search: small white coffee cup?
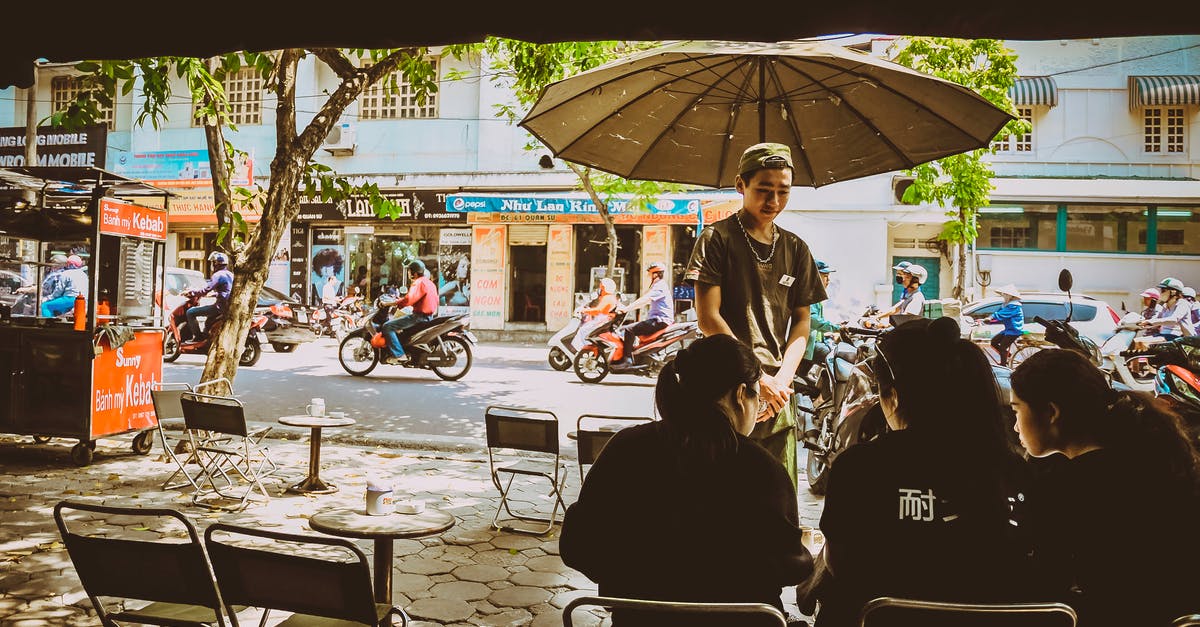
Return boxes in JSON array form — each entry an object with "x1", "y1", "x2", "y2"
[
  {"x1": 328, "y1": 411, "x2": 346, "y2": 419},
  {"x1": 306, "y1": 398, "x2": 326, "y2": 416}
]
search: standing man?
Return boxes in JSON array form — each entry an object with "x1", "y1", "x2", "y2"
[
  {"x1": 185, "y1": 252, "x2": 233, "y2": 341},
  {"x1": 381, "y1": 260, "x2": 438, "y2": 364},
  {"x1": 685, "y1": 142, "x2": 826, "y2": 485},
  {"x1": 613, "y1": 262, "x2": 673, "y2": 366}
]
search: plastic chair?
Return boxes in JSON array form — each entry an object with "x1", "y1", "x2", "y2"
[
  {"x1": 523, "y1": 293, "x2": 542, "y2": 320},
  {"x1": 53, "y1": 500, "x2": 234, "y2": 627},
  {"x1": 858, "y1": 597, "x2": 1078, "y2": 627},
  {"x1": 204, "y1": 522, "x2": 408, "y2": 626},
  {"x1": 180, "y1": 391, "x2": 277, "y2": 512},
  {"x1": 575, "y1": 414, "x2": 653, "y2": 483},
  {"x1": 485, "y1": 405, "x2": 567, "y2": 535},
  {"x1": 563, "y1": 595, "x2": 787, "y2": 627}
]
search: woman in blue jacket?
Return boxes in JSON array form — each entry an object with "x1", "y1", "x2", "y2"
[{"x1": 984, "y1": 284, "x2": 1024, "y2": 366}]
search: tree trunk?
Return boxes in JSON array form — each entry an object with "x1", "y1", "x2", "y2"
[
  {"x1": 954, "y1": 207, "x2": 969, "y2": 301},
  {"x1": 201, "y1": 58, "x2": 233, "y2": 237},
  {"x1": 572, "y1": 164, "x2": 620, "y2": 278}
]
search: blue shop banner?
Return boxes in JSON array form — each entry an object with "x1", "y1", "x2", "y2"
[
  {"x1": 448, "y1": 194, "x2": 701, "y2": 216},
  {"x1": 113, "y1": 149, "x2": 252, "y2": 186}
]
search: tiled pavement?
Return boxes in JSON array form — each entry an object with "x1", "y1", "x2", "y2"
[{"x1": 0, "y1": 432, "x2": 824, "y2": 626}]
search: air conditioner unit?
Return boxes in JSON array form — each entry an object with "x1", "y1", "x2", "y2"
[{"x1": 322, "y1": 122, "x2": 356, "y2": 155}]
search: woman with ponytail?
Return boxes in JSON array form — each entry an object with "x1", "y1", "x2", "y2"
[
  {"x1": 1011, "y1": 348, "x2": 1200, "y2": 627},
  {"x1": 807, "y1": 317, "x2": 1036, "y2": 626},
  {"x1": 560, "y1": 334, "x2": 812, "y2": 625}
]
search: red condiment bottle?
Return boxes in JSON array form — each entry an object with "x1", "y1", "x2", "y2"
[{"x1": 73, "y1": 294, "x2": 86, "y2": 330}]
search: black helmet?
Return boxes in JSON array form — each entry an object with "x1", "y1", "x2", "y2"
[{"x1": 407, "y1": 260, "x2": 427, "y2": 276}]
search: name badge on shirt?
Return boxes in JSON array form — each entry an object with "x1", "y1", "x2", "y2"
[{"x1": 779, "y1": 274, "x2": 795, "y2": 287}]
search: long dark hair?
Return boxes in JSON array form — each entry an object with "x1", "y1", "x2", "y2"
[
  {"x1": 655, "y1": 334, "x2": 761, "y2": 466},
  {"x1": 872, "y1": 316, "x2": 1013, "y2": 461},
  {"x1": 1011, "y1": 348, "x2": 1200, "y2": 493}
]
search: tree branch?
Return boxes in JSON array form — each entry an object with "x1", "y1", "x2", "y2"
[
  {"x1": 311, "y1": 48, "x2": 356, "y2": 80},
  {"x1": 295, "y1": 48, "x2": 416, "y2": 157}
]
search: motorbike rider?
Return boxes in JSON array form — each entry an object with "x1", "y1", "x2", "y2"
[
  {"x1": 1139, "y1": 287, "x2": 1162, "y2": 322},
  {"x1": 185, "y1": 251, "x2": 233, "y2": 341},
  {"x1": 1140, "y1": 277, "x2": 1195, "y2": 340},
  {"x1": 1183, "y1": 286, "x2": 1200, "y2": 327},
  {"x1": 799, "y1": 260, "x2": 840, "y2": 380},
  {"x1": 16, "y1": 253, "x2": 67, "y2": 308},
  {"x1": 581, "y1": 277, "x2": 619, "y2": 318},
  {"x1": 612, "y1": 262, "x2": 674, "y2": 367},
  {"x1": 41, "y1": 254, "x2": 89, "y2": 318},
  {"x1": 869, "y1": 264, "x2": 927, "y2": 327},
  {"x1": 380, "y1": 260, "x2": 438, "y2": 365},
  {"x1": 981, "y1": 283, "x2": 1024, "y2": 367}
]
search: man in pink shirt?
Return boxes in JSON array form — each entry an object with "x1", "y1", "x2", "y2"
[{"x1": 381, "y1": 260, "x2": 438, "y2": 364}]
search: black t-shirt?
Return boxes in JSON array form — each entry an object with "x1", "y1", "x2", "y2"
[
  {"x1": 815, "y1": 428, "x2": 1036, "y2": 627},
  {"x1": 685, "y1": 211, "x2": 826, "y2": 373},
  {"x1": 559, "y1": 422, "x2": 812, "y2": 625},
  {"x1": 1027, "y1": 447, "x2": 1200, "y2": 627}
]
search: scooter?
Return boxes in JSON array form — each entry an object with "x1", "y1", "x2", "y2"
[
  {"x1": 571, "y1": 311, "x2": 700, "y2": 383},
  {"x1": 1096, "y1": 312, "x2": 1154, "y2": 391},
  {"x1": 259, "y1": 301, "x2": 318, "y2": 353},
  {"x1": 163, "y1": 292, "x2": 269, "y2": 367},
  {"x1": 1122, "y1": 337, "x2": 1200, "y2": 438},
  {"x1": 547, "y1": 304, "x2": 617, "y2": 371},
  {"x1": 336, "y1": 295, "x2": 478, "y2": 380},
  {"x1": 312, "y1": 294, "x2": 362, "y2": 340}
]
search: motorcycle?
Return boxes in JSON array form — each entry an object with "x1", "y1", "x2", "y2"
[
  {"x1": 547, "y1": 304, "x2": 617, "y2": 371},
  {"x1": 1033, "y1": 269, "x2": 1136, "y2": 393},
  {"x1": 259, "y1": 301, "x2": 318, "y2": 353},
  {"x1": 571, "y1": 311, "x2": 700, "y2": 383},
  {"x1": 337, "y1": 296, "x2": 477, "y2": 380},
  {"x1": 1121, "y1": 337, "x2": 1200, "y2": 438},
  {"x1": 163, "y1": 292, "x2": 269, "y2": 367},
  {"x1": 312, "y1": 293, "x2": 363, "y2": 340}
]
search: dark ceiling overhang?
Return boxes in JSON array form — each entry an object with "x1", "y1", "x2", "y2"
[{"x1": 3, "y1": 1, "x2": 1200, "y2": 89}]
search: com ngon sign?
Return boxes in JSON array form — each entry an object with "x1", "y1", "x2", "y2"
[{"x1": 447, "y1": 194, "x2": 699, "y2": 216}]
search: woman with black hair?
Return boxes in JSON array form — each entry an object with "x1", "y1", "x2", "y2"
[
  {"x1": 1011, "y1": 348, "x2": 1200, "y2": 627},
  {"x1": 560, "y1": 334, "x2": 812, "y2": 625},
  {"x1": 807, "y1": 317, "x2": 1035, "y2": 626}
]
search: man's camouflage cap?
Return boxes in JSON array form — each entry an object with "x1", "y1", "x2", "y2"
[{"x1": 738, "y1": 142, "x2": 794, "y2": 178}]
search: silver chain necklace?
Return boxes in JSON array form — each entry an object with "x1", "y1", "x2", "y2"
[{"x1": 737, "y1": 214, "x2": 779, "y2": 265}]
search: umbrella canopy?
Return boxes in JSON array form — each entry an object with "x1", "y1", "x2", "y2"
[{"x1": 520, "y1": 40, "x2": 1014, "y2": 189}]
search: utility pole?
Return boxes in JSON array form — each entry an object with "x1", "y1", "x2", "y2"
[{"x1": 23, "y1": 60, "x2": 39, "y2": 205}]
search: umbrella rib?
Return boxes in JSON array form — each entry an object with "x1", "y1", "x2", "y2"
[
  {"x1": 773, "y1": 57, "x2": 917, "y2": 169},
  {"x1": 764, "y1": 60, "x2": 818, "y2": 186},
  {"x1": 779, "y1": 55, "x2": 995, "y2": 158},
  {"x1": 715, "y1": 57, "x2": 762, "y2": 188}
]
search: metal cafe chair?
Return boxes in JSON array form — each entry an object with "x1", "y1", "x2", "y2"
[
  {"x1": 53, "y1": 500, "x2": 234, "y2": 627},
  {"x1": 858, "y1": 597, "x2": 1078, "y2": 627},
  {"x1": 151, "y1": 381, "x2": 201, "y2": 491},
  {"x1": 179, "y1": 391, "x2": 277, "y2": 512},
  {"x1": 205, "y1": 522, "x2": 408, "y2": 627},
  {"x1": 575, "y1": 414, "x2": 654, "y2": 484},
  {"x1": 1174, "y1": 616, "x2": 1200, "y2": 627},
  {"x1": 484, "y1": 405, "x2": 568, "y2": 535},
  {"x1": 563, "y1": 595, "x2": 787, "y2": 627}
]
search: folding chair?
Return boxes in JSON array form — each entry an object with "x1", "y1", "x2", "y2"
[
  {"x1": 575, "y1": 414, "x2": 653, "y2": 483},
  {"x1": 205, "y1": 523, "x2": 407, "y2": 627},
  {"x1": 485, "y1": 405, "x2": 568, "y2": 535},
  {"x1": 563, "y1": 595, "x2": 787, "y2": 627},
  {"x1": 1174, "y1": 616, "x2": 1200, "y2": 627},
  {"x1": 53, "y1": 500, "x2": 234, "y2": 627},
  {"x1": 180, "y1": 391, "x2": 277, "y2": 512},
  {"x1": 858, "y1": 597, "x2": 1078, "y2": 627},
  {"x1": 152, "y1": 382, "x2": 201, "y2": 491}
]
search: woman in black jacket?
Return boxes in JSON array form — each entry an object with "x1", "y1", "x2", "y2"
[
  {"x1": 560, "y1": 334, "x2": 812, "y2": 625},
  {"x1": 808, "y1": 317, "x2": 1036, "y2": 626},
  {"x1": 1011, "y1": 348, "x2": 1200, "y2": 627}
]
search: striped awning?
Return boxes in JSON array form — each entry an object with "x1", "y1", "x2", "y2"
[
  {"x1": 1009, "y1": 76, "x2": 1058, "y2": 107},
  {"x1": 1129, "y1": 75, "x2": 1200, "y2": 111}
]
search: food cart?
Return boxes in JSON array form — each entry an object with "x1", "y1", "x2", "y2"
[{"x1": 0, "y1": 166, "x2": 170, "y2": 465}]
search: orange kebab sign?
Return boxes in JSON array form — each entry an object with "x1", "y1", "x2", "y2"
[{"x1": 99, "y1": 198, "x2": 168, "y2": 241}]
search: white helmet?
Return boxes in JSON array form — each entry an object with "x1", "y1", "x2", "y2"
[
  {"x1": 598, "y1": 278, "x2": 616, "y2": 295},
  {"x1": 905, "y1": 265, "x2": 928, "y2": 284}
]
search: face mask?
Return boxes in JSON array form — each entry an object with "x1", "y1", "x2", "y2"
[{"x1": 895, "y1": 275, "x2": 904, "y2": 284}]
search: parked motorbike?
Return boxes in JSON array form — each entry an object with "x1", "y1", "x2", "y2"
[
  {"x1": 571, "y1": 311, "x2": 700, "y2": 383},
  {"x1": 1034, "y1": 269, "x2": 1137, "y2": 392},
  {"x1": 1121, "y1": 337, "x2": 1200, "y2": 438},
  {"x1": 312, "y1": 294, "x2": 363, "y2": 340},
  {"x1": 547, "y1": 304, "x2": 617, "y2": 371},
  {"x1": 337, "y1": 296, "x2": 477, "y2": 380},
  {"x1": 163, "y1": 292, "x2": 268, "y2": 367},
  {"x1": 259, "y1": 301, "x2": 318, "y2": 353}
]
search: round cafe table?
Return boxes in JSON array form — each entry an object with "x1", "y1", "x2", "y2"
[
  {"x1": 278, "y1": 415, "x2": 356, "y2": 494},
  {"x1": 309, "y1": 507, "x2": 456, "y2": 603}
]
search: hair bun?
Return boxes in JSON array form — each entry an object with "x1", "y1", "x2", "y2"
[
  {"x1": 929, "y1": 316, "x2": 961, "y2": 345},
  {"x1": 673, "y1": 346, "x2": 692, "y2": 380}
]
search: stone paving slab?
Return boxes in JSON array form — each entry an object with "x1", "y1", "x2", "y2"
[{"x1": 0, "y1": 433, "x2": 822, "y2": 625}]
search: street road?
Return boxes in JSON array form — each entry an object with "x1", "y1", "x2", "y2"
[{"x1": 163, "y1": 338, "x2": 658, "y2": 446}]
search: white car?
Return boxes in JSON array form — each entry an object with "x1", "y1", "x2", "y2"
[{"x1": 960, "y1": 291, "x2": 1121, "y2": 347}]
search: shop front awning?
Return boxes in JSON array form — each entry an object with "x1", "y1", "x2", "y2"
[
  {"x1": 1128, "y1": 75, "x2": 1200, "y2": 110},
  {"x1": 1009, "y1": 76, "x2": 1058, "y2": 107}
]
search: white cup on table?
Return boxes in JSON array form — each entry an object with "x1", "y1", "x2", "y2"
[{"x1": 306, "y1": 398, "x2": 326, "y2": 417}]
